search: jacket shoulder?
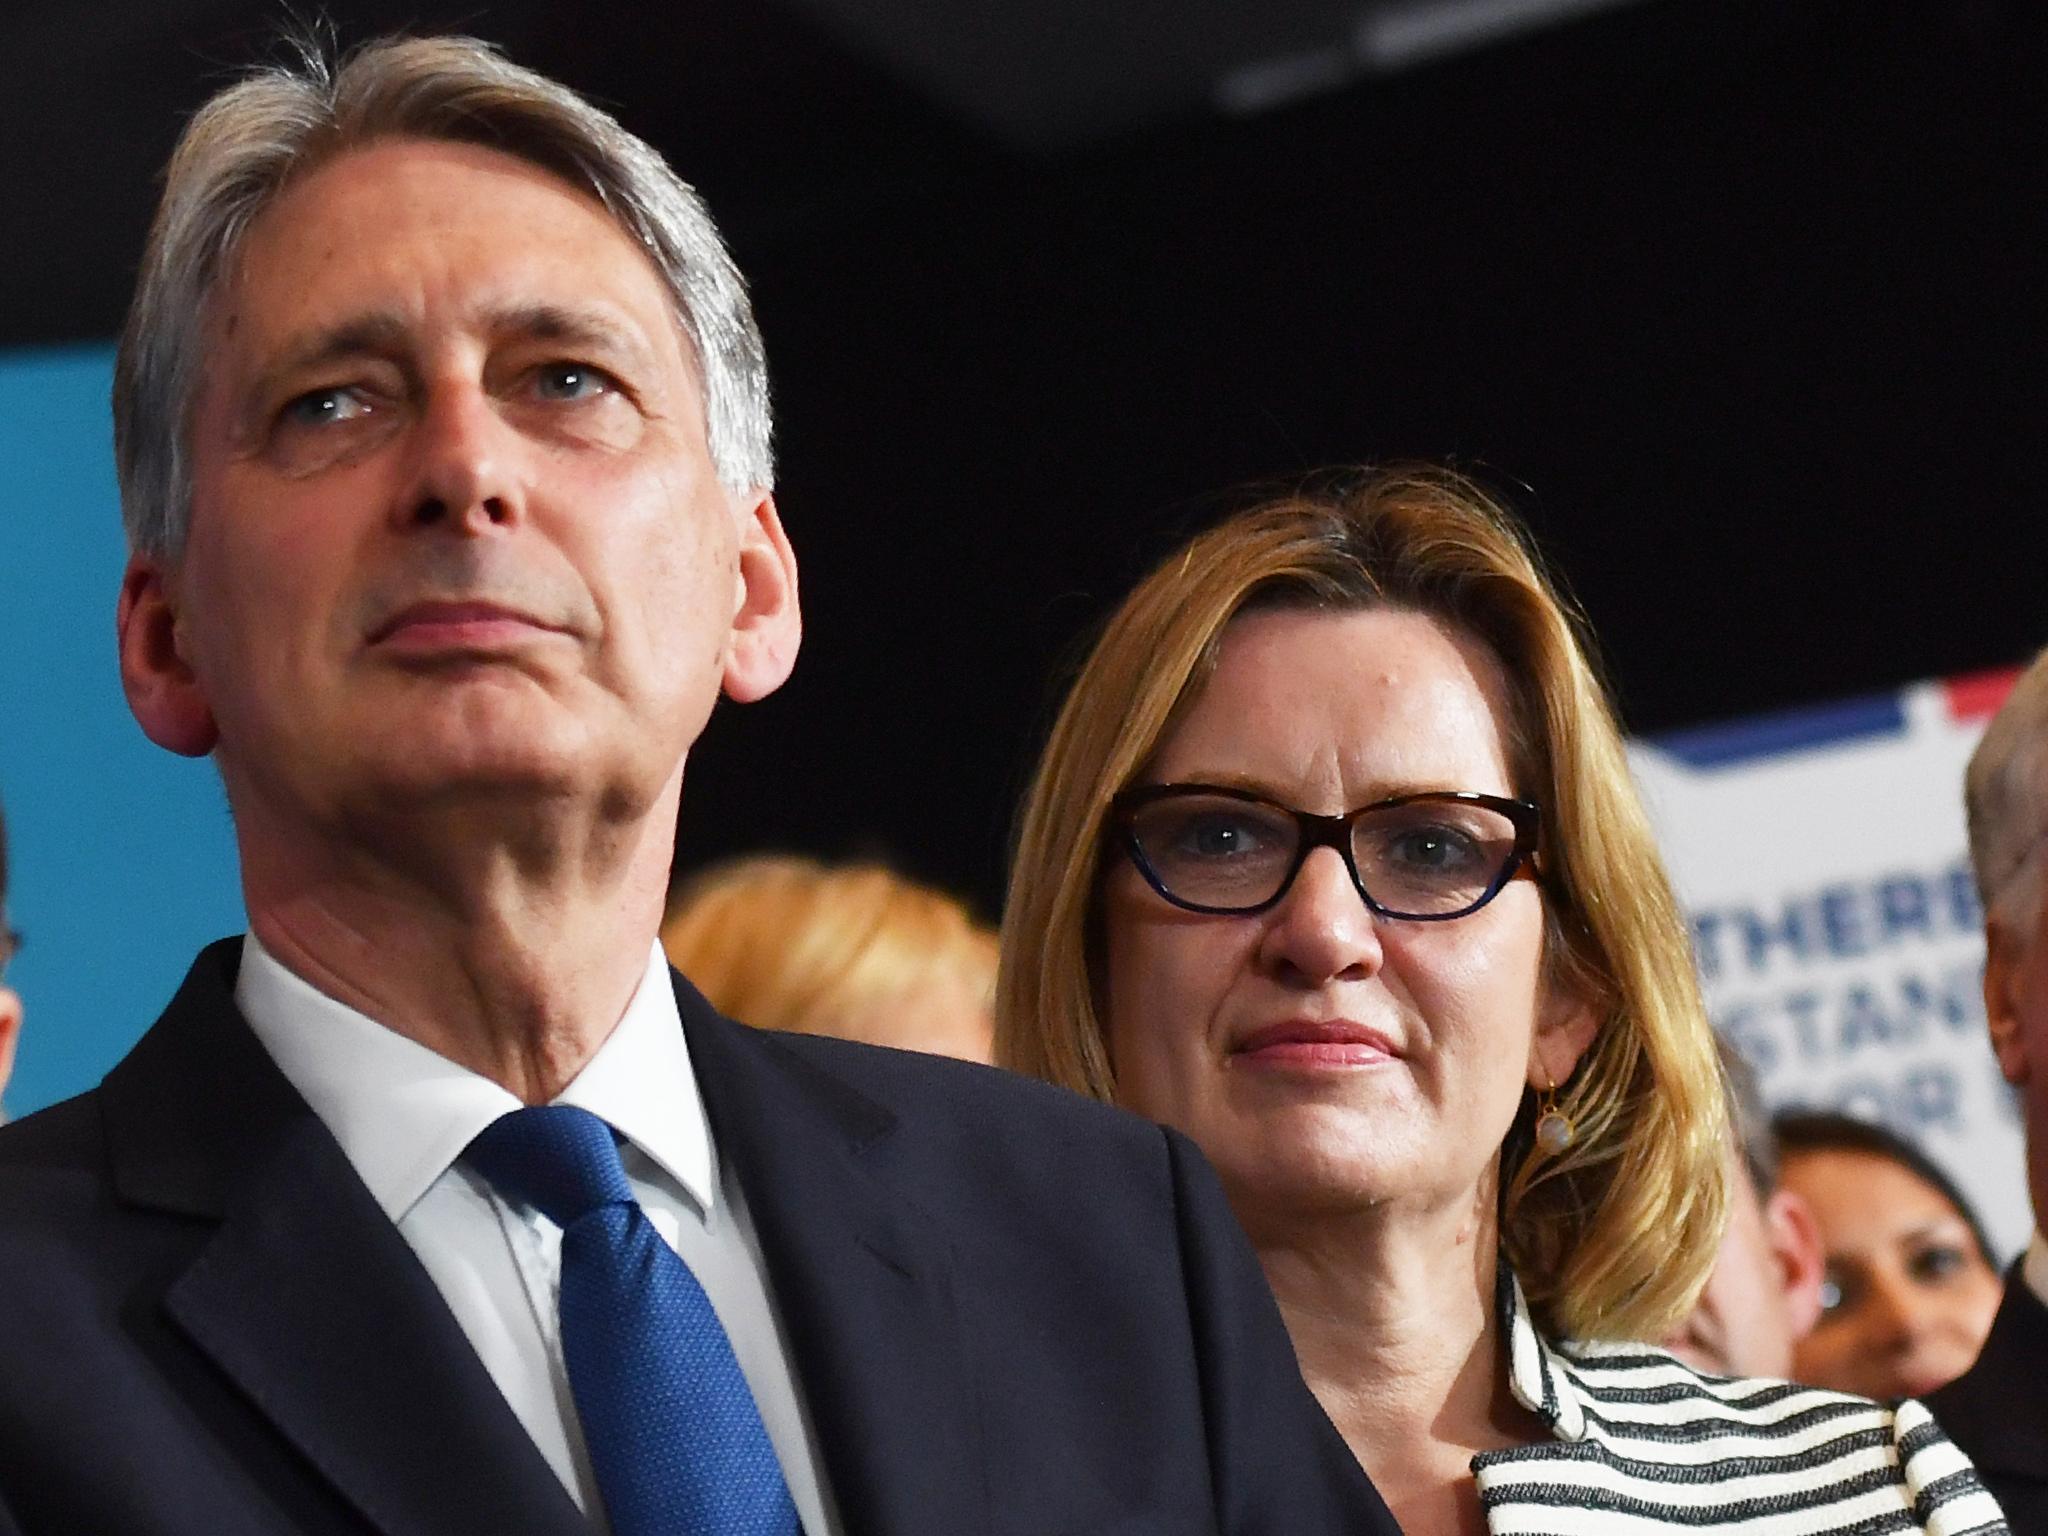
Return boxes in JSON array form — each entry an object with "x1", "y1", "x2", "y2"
[
  {"x1": 0, "y1": 1089, "x2": 108, "y2": 1187},
  {"x1": 750, "y1": 1026, "x2": 1171, "y2": 1156}
]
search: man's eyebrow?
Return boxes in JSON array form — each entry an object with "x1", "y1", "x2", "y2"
[
  {"x1": 247, "y1": 312, "x2": 413, "y2": 404},
  {"x1": 483, "y1": 302, "x2": 654, "y2": 364}
]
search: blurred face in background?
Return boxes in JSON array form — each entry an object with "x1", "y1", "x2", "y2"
[
  {"x1": 0, "y1": 984, "x2": 17, "y2": 1106},
  {"x1": 1780, "y1": 1146, "x2": 2003, "y2": 1400},
  {"x1": 1661, "y1": 1146, "x2": 1824, "y2": 1379},
  {"x1": 0, "y1": 915, "x2": 19, "y2": 1109}
]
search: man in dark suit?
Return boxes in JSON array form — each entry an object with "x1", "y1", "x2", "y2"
[
  {"x1": 1930, "y1": 648, "x2": 2048, "y2": 1530},
  {"x1": 0, "y1": 34, "x2": 1394, "y2": 1536}
]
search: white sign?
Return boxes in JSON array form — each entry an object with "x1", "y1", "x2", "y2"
[{"x1": 1630, "y1": 670, "x2": 2030, "y2": 1259}]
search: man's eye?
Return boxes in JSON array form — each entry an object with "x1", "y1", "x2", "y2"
[
  {"x1": 280, "y1": 387, "x2": 374, "y2": 427},
  {"x1": 533, "y1": 363, "x2": 614, "y2": 401}
]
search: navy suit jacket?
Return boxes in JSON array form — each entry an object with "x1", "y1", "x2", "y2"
[
  {"x1": 1929, "y1": 1264, "x2": 2048, "y2": 1535},
  {"x1": 0, "y1": 940, "x2": 1394, "y2": 1536}
]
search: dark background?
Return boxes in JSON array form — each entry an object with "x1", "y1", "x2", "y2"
[{"x1": 4, "y1": 0, "x2": 2041, "y2": 916}]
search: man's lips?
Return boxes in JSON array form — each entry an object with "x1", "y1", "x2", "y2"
[
  {"x1": 1230, "y1": 1019, "x2": 1399, "y2": 1068},
  {"x1": 367, "y1": 601, "x2": 573, "y2": 650}
]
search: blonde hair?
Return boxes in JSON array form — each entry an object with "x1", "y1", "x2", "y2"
[
  {"x1": 664, "y1": 856, "x2": 997, "y2": 1061},
  {"x1": 996, "y1": 465, "x2": 1726, "y2": 1341}
]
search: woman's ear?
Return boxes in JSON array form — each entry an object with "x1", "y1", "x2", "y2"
[{"x1": 1527, "y1": 980, "x2": 1600, "y2": 1091}]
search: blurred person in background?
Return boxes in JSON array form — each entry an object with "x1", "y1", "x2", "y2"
[
  {"x1": 1659, "y1": 1039, "x2": 1825, "y2": 1379},
  {"x1": 662, "y1": 855, "x2": 996, "y2": 1062},
  {"x1": 1777, "y1": 1110, "x2": 2003, "y2": 1401},
  {"x1": 1930, "y1": 645, "x2": 2048, "y2": 1528},
  {"x1": 0, "y1": 802, "x2": 21, "y2": 1114},
  {"x1": 996, "y1": 465, "x2": 2003, "y2": 1536}
]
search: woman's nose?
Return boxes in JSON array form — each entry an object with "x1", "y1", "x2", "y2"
[
  {"x1": 1257, "y1": 846, "x2": 1384, "y2": 985},
  {"x1": 1858, "y1": 1270, "x2": 1927, "y2": 1354}
]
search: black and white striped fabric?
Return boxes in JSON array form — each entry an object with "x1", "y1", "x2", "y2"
[{"x1": 1471, "y1": 1268, "x2": 2009, "y2": 1535}]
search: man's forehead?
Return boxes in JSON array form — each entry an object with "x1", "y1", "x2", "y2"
[
  {"x1": 200, "y1": 139, "x2": 697, "y2": 394},
  {"x1": 214, "y1": 138, "x2": 675, "y2": 334}
]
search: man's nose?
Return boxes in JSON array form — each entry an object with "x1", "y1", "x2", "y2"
[
  {"x1": 397, "y1": 381, "x2": 525, "y2": 533},
  {"x1": 1256, "y1": 846, "x2": 1384, "y2": 985}
]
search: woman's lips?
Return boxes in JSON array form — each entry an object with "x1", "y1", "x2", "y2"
[{"x1": 1230, "y1": 1019, "x2": 1399, "y2": 1069}]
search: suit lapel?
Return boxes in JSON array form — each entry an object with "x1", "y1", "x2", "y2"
[
  {"x1": 679, "y1": 978, "x2": 988, "y2": 1536},
  {"x1": 1945, "y1": 1269, "x2": 2048, "y2": 1483},
  {"x1": 104, "y1": 942, "x2": 586, "y2": 1536}
]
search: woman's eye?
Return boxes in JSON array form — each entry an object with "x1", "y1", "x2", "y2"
[
  {"x1": 1177, "y1": 816, "x2": 1268, "y2": 860},
  {"x1": 533, "y1": 362, "x2": 613, "y2": 401},
  {"x1": 1385, "y1": 825, "x2": 1483, "y2": 871},
  {"x1": 280, "y1": 386, "x2": 374, "y2": 428},
  {"x1": 1908, "y1": 1243, "x2": 1968, "y2": 1284}
]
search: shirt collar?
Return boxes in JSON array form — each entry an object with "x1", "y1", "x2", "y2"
[
  {"x1": 1496, "y1": 1263, "x2": 1588, "y2": 1441},
  {"x1": 236, "y1": 933, "x2": 715, "y2": 1222}
]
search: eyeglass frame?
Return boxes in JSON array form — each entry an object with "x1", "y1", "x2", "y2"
[{"x1": 1109, "y1": 783, "x2": 1543, "y2": 921}]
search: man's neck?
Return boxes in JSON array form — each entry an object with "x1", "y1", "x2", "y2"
[{"x1": 239, "y1": 797, "x2": 676, "y2": 1104}]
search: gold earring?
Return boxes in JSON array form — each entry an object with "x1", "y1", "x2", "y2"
[{"x1": 1534, "y1": 1068, "x2": 1576, "y2": 1155}]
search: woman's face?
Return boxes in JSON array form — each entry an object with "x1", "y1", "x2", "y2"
[
  {"x1": 1100, "y1": 607, "x2": 1593, "y2": 1233},
  {"x1": 1781, "y1": 1146, "x2": 2003, "y2": 1400}
]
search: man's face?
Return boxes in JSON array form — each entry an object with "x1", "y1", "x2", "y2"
[
  {"x1": 120, "y1": 138, "x2": 797, "y2": 840},
  {"x1": 1985, "y1": 865, "x2": 2048, "y2": 1225}
]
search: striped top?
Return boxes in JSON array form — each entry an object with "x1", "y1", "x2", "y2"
[{"x1": 1470, "y1": 1268, "x2": 2008, "y2": 1535}]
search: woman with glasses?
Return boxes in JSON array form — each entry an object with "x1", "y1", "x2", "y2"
[{"x1": 996, "y1": 466, "x2": 2002, "y2": 1535}]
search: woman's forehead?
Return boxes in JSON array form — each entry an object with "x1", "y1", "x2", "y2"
[{"x1": 1150, "y1": 607, "x2": 1518, "y2": 796}]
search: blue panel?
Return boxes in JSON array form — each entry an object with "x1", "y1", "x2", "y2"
[
  {"x1": 1651, "y1": 690, "x2": 1910, "y2": 770},
  {"x1": 0, "y1": 346, "x2": 244, "y2": 1117}
]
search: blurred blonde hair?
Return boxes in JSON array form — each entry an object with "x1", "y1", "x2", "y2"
[
  {"x1": 996, "y1": 465, "x2": 1726, "y2": 1341},
  {"x1": 665, "y1": 856, "x2": 997, "y2": 1061}
]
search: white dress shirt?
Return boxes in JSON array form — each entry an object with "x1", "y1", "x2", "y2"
[{"x1": 236, "y1": 934, "x2": 843, "y2": 1536}]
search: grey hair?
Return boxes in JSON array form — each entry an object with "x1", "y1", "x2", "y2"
[
  {"x1": 1715, "y1": 1034, "x2": 1777, "y2": 1194},
  {"x1": 113, "y1": 33, "x2": 773, "y2": 560},
  {"x1": 1965, "y1": 645, "x2": 2048, "y2": 932}
]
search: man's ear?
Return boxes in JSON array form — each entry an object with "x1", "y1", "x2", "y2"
[
  {"x1": 721, "y1": 491, "x2": 801, "y2": 705},
  {"x1": 1763, "y1": 1185, "x2": 1828, "y2": 1342},
  {"x1": 1527, "y1": 981, "x2": 1600, "y2": 1091},
  {"x1": 117, "y1": 555, "x2": 218, "y2": 756},
  {"x1": 1984, "y1": 919, "x2": 2035, "y2": 1088},
  {"x1": 0, "y1": 985, "x2": 21, "y2": 1104}
]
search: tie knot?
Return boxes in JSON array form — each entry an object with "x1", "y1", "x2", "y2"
[{"x1": 465, "y1": 1104, "x2": 634, "y2": 1228}]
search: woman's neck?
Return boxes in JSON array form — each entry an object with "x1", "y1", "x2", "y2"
[{"x1": 1254, "y1": 1188, "x2": 1545, "y2": 1536}]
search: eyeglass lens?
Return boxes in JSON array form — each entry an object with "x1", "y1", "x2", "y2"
[{"x1": 1126, "y1": 792, "x2": 1523, "y2": 917}]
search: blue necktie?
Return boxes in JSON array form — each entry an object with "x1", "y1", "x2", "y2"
[{"x1": 466, "y1": 1104, "x2": 802, "y2": 1536}]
